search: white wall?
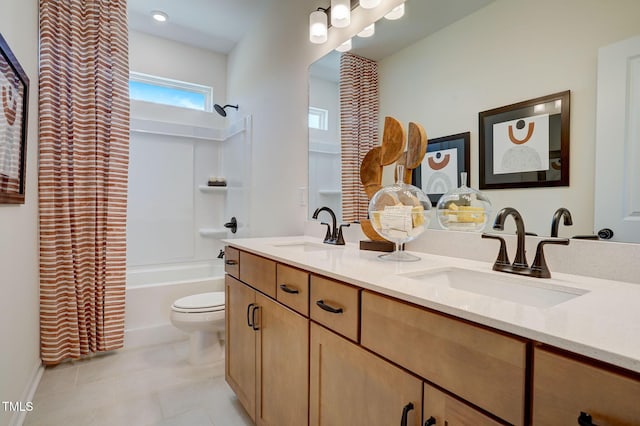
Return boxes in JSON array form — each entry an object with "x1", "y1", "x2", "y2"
[
  {"x1": 0, "y1": 0, "x2": 41, "y2": 425},
  {"x1": 378, "y1": 0, "x2": 640, "y2": 237},
  {"x1": 129, "y1": 30, "x2": 227, "y2": 107},
  {"x1": 226, "y1": 0, "x2": 404, "y2": 237}
]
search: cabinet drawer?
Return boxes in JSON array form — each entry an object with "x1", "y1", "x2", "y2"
[
  {"x1": 361, "y1": 291, "x2": 526, "y2": 426},
  {"x1": 310, "y1": 275, "x2": 359, "y2": 342},
  {"x1": 276, "y1": 264, "x2": 309, "y2": 317},
  {"x1": 532, "y1": 347, "x2": 640, "y2": 426},
  {"x1": 239, "y1": 251, "x2": 276, "y2": 298},
  {"x1": 423, "y1": 382, "x2": 503, "y2": 426},
  {"x1": 224, "y1": 246, "x2": 240, "y2": 278}
]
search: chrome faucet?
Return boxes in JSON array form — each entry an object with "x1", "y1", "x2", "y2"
[
  {"x1": 483, "y1": 207, "x2": 570, "y2": 278},
  {"x1": 312, "y1": 206, "x2": 349, "y2": 245},
  {"x1": 551, "y1": 207, "x2": 573, "y2": 237}
]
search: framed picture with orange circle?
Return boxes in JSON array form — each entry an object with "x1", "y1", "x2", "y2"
[
  {"x1": 479, "y1": 90, "x2": 570, "y2": 190},
  {"x1": 412, "y1": 132, "x2": 470, "y2": 206}
]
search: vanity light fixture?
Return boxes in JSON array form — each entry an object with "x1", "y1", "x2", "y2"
[
  {"x1": 357, "y1": 23, "x2": 375, "y2": 38},
  {"x1": 335, "y1": 38, "x2": 352, "y2": 52},
  {"x1": 309, "y1": 8, "x2": 329, "y2": 44},
  {"x1": 151, "y1": 10, "x2": 168, "y2": 23},
  {"x1": 359, "y1": 0, "x2": 381, "y2": 9},
  {"x1": 331, "y1": 0, "x2": 351, "y2": 28},
  {"x1": 384, "y1": 3, "x2": 405, "y2": 20}
]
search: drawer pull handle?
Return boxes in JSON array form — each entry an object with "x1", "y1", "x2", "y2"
[
  {"x1": 578, "y1": 412, "x2": 598, "y2": 426},
  {"x1": 424, "y1": 416, "x2": 436, "y2": 426},
  {"x1": 316, "y1": 300, "x2": 343, "y2": 314},
  {"x1": 225, "y1": 260, "x2": 238, "y2": 266},
  {"x1": 279, "y1": 284, "x2": 300, "y2": 294},
  {"x1": 400, "y1": 402, "x2": 414, "y2": 426},
  {"x1": 246, "y1": 303, "x2": 255, "y2": 327},
  {"x1": 251, "y1": 305, "x2": 260, "y2": 331}
]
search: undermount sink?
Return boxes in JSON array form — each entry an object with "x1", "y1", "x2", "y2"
[
  {"x1": 400, "y1": 267, "x2": 589, "y2": 308},
  {"x1": 272, "y1": 241, "x2": 338, "y2": 252}
]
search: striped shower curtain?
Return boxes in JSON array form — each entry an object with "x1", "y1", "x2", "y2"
[
  {"x1": 39, "y1": 0, "x2": 130, "y2": 365},
  {"x1": 339, "y1": 53, "x2": 379, "y2": 222}
]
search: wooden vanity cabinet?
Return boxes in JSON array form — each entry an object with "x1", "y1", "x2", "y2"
[
  {"x1": 310, "y1": 275, "x2": 360, "y2": 342},
  {"x1": 423, "y1": 382, "x2": 504, "y2": 426},
  {"x1": 239, "y1": 251, "x2": 276, "y2": 298},
  {"x1": 532, "y1": 347, "x2": 640, "y2": 426},
  {"x1": 310, "y1": 322, "x2": 422, "y2": 426},
  {"x1": 225, "y1": 273, "x2": 309, "y2": 426},
  {"x1": 276, "y1": 263, "x2": 309, "y2": 316},
  {"x1": 224, "y1": 246, "x2": 240, "y2": 278},
  {"x1": 360, "y1": 290, "x2": 527, "y2": 425}
]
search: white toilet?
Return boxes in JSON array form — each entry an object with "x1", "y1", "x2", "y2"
[{"x1": 170, "y1": 291, "x2": 225, "y2": 365}]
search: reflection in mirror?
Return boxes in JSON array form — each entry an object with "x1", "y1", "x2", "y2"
[
  {"x1": 309, "y1": 0, "x2": 640, "y2": 241},
  {"x1": 307, "y1": 0, "x2": 495, "y2": 222}
]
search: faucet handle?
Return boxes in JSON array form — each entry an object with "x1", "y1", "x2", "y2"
[
  {"x1": 531, "y1": 238, "x2": 570, "y2": 278},
  {"x1": 482, "y1": 233, "x2": 511, "y2": 270},
  {"x1": 320, "y1": 222, "x2": 332, "y2": 242},
  {"x1": 336, "y1": 223, "x2": 350, "y2": 245}
]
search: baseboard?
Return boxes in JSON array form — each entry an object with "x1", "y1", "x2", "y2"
[
  {"x1": 10, "y1": 360, "x2": 43, "y2": 426},
  {"x1": 124, "y1": 323, "x2": 188, "y2": 350}
]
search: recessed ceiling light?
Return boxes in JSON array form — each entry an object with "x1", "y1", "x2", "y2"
[{"x1": 152, "y1": 10, "x2": 168, "y2": 23}]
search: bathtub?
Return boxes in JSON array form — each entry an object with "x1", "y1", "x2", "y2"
[{"x1": 124, "y1": 260, "x2": 225, "y2": 349}]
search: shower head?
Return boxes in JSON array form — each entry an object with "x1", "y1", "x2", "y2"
[{"x1": 214, "y1": 104, "x2": 239, "y2": 117}]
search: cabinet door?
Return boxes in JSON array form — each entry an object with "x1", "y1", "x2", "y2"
[
  {"x1": 255, "y1": 294, "x2": 309, "y2": 426},
  {"x1": 310, "y1": 322, "x2": 422, "y2": 426},
  {"x1": 423, "y1": 382, "x2": 503, "y2": 426},
  {"x1": 225, "y1": 275, "x2": 257, "y2": 421},
  {"x1": 532, "y1": 347, "x2": 640, "y2": 426}
]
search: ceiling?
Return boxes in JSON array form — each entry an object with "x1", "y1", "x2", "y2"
[
  {"x1": 128, "y1": 0, "x2": 494, "y2": 56},
  {"x1": 127, "y1": 0, "x2": 267, "y2": 53}
]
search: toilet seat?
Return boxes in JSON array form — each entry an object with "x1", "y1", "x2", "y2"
[{"x1": 172, "y1": 292, "x2": 225, "y2": 313}]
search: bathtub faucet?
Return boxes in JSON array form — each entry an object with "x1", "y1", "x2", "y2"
[{"x1": 217, "y1": 249, "x2": 224, "y2": 259}]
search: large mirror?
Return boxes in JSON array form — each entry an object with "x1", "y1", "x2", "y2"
[{"x1": 308, "y1": 0, "x2": 640, "y2": 241}]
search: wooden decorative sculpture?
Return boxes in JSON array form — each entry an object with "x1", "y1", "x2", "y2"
[{"x1": 359, "y1": 117, "x2": 428, "y2": 246}]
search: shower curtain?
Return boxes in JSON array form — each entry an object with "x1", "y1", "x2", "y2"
[
  {"x1": 38, "y1": 0, "x2": 130, "y2": 365},
  {"x1": 339, "y1": 53, "x2": 379, "y2": 222}
]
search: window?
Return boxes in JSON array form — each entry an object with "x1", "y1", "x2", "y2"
[
  {"x1": 129, "y1": 72, "x2": 213, "y2": 112},
  {"x1": 308, "y1": 107, "x2": 329, "y2": 131}
]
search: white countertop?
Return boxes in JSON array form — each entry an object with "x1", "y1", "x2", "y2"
[{"x1": 225, "y1": 236, "x2": 640, "y2": 374}]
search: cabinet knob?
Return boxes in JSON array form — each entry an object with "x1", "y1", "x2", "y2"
[
  {"x1": 424, "y1": 416, "x2": 436, "y2": 426},
  {"x1": 400, "y1": 402, "x2": 414, "y2": 426},
  {"x1": 225, "y1": 259, "x2": 238, "y2": 266},
  {"x1": 578, "y1": 411, "x2": 598, "y2": 426},
  {"x1": 316, "y1": 300, "x2": 343, "y2": 314},
  {"x1": 279, "y1": 284, "x2": 300, "y2": 294}
]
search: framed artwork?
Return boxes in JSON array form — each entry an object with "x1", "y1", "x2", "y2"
[
  {"x1": 479, "y1": 90, "x2": 570, "y2": 190},
  {"x1": 0, "y1": 33, "x2": 29, "y2": 204},
  {"x1": 412, "y1": 132, "x2": 470, "y2": 206}
]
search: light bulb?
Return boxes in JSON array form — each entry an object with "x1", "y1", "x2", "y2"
[
  {"x1": 384, "y1": 3, "x2": 405, "y2": 20},
  {"x1": 357, "y1": 23, "x2": 375, "y2": 38},
  {"x1": 331, "y1": 0, "x2": 351, "y2": 28},
  {"x1": 309, "y1": 10, "x2": 328, "y2": 44},
  {"x1": 360, "y1": 0, "x2": 381, "y2": 9},
  {"x1": 335, "y1": 39, "x2": 352, "y2": 52}
]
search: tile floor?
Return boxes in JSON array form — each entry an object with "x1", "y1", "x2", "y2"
[{"x1": 23, "y1": 341, "x2": 253, "y2": 426}]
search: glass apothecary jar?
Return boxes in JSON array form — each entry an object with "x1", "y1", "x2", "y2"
[
  {"x1": 436, "y1": 172, "x2": 491, "y2": 232},
  {"x1": 368, "y1": 165, "x2": 431, "y2": 261}
]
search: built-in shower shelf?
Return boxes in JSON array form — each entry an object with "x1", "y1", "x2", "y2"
[
  {"x1": 198, "y1": 185, "x2": 227, "y2": 193},
  {"x1": 198, "y1": 228, "x2": 227, "y2": 238},
  {"x1": 318, "y1": 189, "x2": 342, "y2": 195}
]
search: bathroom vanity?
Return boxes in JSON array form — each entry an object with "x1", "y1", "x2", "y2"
[{"x1": 223, "y1": 237, "x2": 640, "y2": 426}]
